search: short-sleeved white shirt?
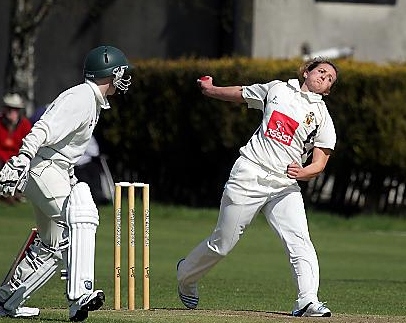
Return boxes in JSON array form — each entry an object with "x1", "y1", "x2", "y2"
[{"x1": 240, "y1": 79, "x2": 336, "y2": 175}]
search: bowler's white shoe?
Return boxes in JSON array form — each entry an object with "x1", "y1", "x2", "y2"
[
  {"x1": 0, "y1": 304, "x2": 40, "y2": 318},
  {"x1": 177, "y1": 259, "x2": 199, "y2": 309},
  {"x1": 292, "y1": 302, "x2": 332, "y2": 317},
  {"x1": 69, "y1": 290, "x2": 105, "y2": 322}
]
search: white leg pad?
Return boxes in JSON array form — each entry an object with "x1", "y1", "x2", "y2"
[
  {"x1": 66, "y1": 182, "x2": 99, "y2": 300},
  {"x1": 2, "y1": 238, "x2": 61, "y2": 311}
]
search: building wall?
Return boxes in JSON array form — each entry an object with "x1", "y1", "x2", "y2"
[
  {"x1": 1, "y1": 0, "x2": 406, "y2": 109},
  {"x1": 252, "y1": 0, "x2": 406, "y2": 62},
  {"x1": 1, "y1": 0, "x2": 227, "y2": 107}
]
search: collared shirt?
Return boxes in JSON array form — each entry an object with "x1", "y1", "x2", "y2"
[
  {"x1": 240, "y1": 78, "x2": 336, "y2": 176},
  {"x1": 20, "y1": 80, "x2": 109, "y2": 167}
]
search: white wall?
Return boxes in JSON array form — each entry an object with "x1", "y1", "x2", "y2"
[{"x1": 251, "y1": 0, "x2": 406, "y2": 63}]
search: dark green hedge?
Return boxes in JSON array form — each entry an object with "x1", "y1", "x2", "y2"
[{"x1": 96, "y1": 58, "x2": 406, "y2": 214}]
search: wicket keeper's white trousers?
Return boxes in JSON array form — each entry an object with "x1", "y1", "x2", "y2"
[{"x1": 177, "y1": 156, "x2": 321, "y2": 310}]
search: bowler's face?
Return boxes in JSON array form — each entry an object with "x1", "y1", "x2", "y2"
[{"x1": 304, "y1": 63, "x2": 337, "y2": 95}]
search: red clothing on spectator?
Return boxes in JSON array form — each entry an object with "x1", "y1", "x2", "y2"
[{"x1": 0, "y1": 115, "x2": 32, "y2": 163}]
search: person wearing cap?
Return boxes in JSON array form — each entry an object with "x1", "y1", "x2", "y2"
[
  {"x1": 0, "y1": 93, "x2": 32, "y2": 204},
  {"x1": 0, "y1": 93, "x2": 32, "y2": 168}
]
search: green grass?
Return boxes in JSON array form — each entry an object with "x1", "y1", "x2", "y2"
[{"x1": 0, "y1": 201, "x2": 405, "y2": 322}]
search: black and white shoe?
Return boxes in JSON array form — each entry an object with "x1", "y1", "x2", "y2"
[
  {"x1": 177, "y1": 259, "x2": 199, "y2": 309},
  {"x1": 292, "y1": 302, "x2": 332, "y2": 317},
  {"x1": 69, "y1": 290, "x2": 105, "y2": 322}
]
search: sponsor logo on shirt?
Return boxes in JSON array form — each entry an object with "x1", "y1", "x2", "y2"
[{"x1": 265, "y1": 110, "x2": 299, "y2": 146}]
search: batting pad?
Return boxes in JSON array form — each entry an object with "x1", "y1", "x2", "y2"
[
  {"x1": 66, "y1": 182, "x2": 99, "y2": 300},
  {"x1": 3, "y1": 240, "x2": 60, "y2": 311}
]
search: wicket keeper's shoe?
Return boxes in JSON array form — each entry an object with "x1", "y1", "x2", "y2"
[
  {"x1": 177, "y1": 259, "x2": 199, "y2": 309},
  {"x1": 69, "y1": 290, "x2": 105, "y2": 322},
  {"x1": 0, "y1": 304, "x2": 40, "y2": 318},
  {"x1": 292, "y1": 301, "x2": 331, "y2": 317}
]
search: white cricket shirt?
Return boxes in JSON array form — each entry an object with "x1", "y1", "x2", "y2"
[
  {"x1": 20, "y1": 80, "x2": 110, "y2": 167},
  {"x1": 240, "y1": 79, "x2": 336, "y2": 175}
]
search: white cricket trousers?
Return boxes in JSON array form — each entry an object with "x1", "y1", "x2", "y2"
[
  {"x1": 0, "y1": 156, "x2": 70, "y2": 304},
  {"x1": 25, "y1": 156, "x2": 71, "y2": 246},
  {"x1": 177, "y1": 156, "x2": 321, "y2": 310}
]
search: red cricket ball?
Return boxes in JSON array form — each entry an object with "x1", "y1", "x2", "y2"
[{"x1": 199, "y1": 76, "x2": 210, "y2": 81}]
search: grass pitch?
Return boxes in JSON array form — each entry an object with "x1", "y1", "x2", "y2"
[{"x1": 0, "y1": 200, "x2": 405, "y2": 322}]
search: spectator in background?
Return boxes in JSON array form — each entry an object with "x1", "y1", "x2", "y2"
[
  {"x1": 75, "y1": 135, "x2": 110, "y2": 205},
  {"x1": 0, "y1": 93, "x2": 32, "y2": 204},
  {"x1": 0, "y1": 93, "x2": 32, "y2": 166}
]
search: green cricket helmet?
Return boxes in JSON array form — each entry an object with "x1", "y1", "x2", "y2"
[{"x1": 83, "y1": 45, "x2": 132, "y2": 93}]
